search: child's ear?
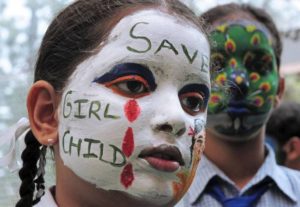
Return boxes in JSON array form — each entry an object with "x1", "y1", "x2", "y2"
[
  {"x1": 27, "y1": 80, "x2": 59, "y2": 145},
  {"x1": 274, "y1": 76, "x2": 285, "y2": 108},
  {"x1": 284, "y1": 137, "x2": 300, "y2": 161}
]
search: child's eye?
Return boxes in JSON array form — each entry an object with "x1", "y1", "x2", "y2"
[
  {"x1": 178, "y1": 84, "x2": 210, "y2": 116},
  {"x1": 93, "y1": 63, "x2": 157, "y2": 98},
  {"x1": 179, "y1": 92, "x2": 206, "y2": 115},
  {"x1": 116, "y1": 80, "x2": 145, "y2": 93},
  {"x1": 244, "y1": 51, "x2": 273, "y2": 74},
  {"x1": 103, "y1": 75, "x2": 150, "y2": 98}
]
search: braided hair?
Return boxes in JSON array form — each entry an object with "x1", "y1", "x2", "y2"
[
  {"x1": 16, "y1": 131, "x2": 46, "y2": 207},
  {"x1": 17, "y1": 0, "x2": 206, "y2": 206}
]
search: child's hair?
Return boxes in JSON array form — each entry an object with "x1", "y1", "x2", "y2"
[
  {"x1": 266, "y1": 102, "x2": 300, "y2": 164},
  {"x1": 201, "y1": 3, "x2": 282, "y2": 68},
  {"x1": 266, "y1": 102, "x2": 300, "y2": 146},
  {"x1": 17, "y1": 0, "x2": 206, "y2": 206}
]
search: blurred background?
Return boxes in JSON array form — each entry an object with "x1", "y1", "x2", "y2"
[{"x1": 0, "y1": 0, "x2": 300, "y2": 206}]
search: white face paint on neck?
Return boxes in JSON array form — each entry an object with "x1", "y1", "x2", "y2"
[{"x1": 58, "y1": 9, "x2": 210, "y2": 206}]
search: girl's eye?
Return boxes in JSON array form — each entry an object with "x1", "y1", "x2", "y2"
[
  {"x1": 104, "y1": 75, "x2": 150, "y2": 98},
  {"x1": 116, "y1": 80, "x2": 145, "y2": 93},
  {"x1": 244, "y1": 52, "x2": 273, "y2": 74},
  {"x1": 180, "y1": 92, "x2": 205, "y2": 115}
]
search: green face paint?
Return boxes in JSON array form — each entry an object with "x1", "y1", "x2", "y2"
[{"x1": 207, "y1": 21, "x2": 279, "y2": 140}]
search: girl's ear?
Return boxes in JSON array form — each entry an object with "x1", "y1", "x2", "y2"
[{"x1": 27, "y1": 80, "x2": 59, "y2": 145}]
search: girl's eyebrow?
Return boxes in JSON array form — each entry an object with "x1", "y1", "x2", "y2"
[{"x1": 93, "y1": 63, "x2": 157, "y2": 91}]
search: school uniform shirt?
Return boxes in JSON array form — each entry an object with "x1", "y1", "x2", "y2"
[
  {"x1": 36, "y1": 188, "x2": 57, "y2": 207},
  {"x1": 176, "y1": 145, "x2": 300, "y2": 207}
]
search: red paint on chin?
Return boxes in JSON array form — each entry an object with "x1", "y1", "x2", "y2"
[
  {"x1": 121, "y1": 163, "x2": 134, "y2": 188},
  {"x1": 122, "y1": 127, "x2": 134, "y2": 157},
  {"x1": 124, "y1": 100, "x2": 141, "y2": 122},
  {"x1": 144, "y1": 157, "x2": 180, "y2": 172}
]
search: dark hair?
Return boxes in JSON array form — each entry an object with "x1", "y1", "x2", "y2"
[
  {"x1": 266, "y1": 102, "x2": 300, "y2": 146},
  {"x1": 201, "y1": 3, "x2": 282, "y2": 68},
  {"x1": 17, "y1": 131, "x2": 43, "y2": 207},
  {"x1": 17, "y1": 0, "x2": 206, "y2": 206}
]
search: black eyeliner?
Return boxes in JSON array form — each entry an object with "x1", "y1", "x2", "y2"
[
  {"x1": 94, "y1": 63, "x2": 157, "y2": 91},
  {"x1": 179, "y1": 84, "x2": 210, "y2": 107}
]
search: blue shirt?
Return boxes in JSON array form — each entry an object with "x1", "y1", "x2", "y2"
[{"x1": 176, "y1": 145, "x2": 300, "y2": 207}]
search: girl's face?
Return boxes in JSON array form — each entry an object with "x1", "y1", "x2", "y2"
[
  {"x1": 58, "y1": 9, "x2": 210, "y2": 205},
  {"x1": 207, "y1": 17, "x2": 279, "y2": 141}
]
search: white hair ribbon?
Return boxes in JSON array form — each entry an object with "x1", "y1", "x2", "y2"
[{"x1": 0, "y1": 117, "x2": 30, "y2": 172}]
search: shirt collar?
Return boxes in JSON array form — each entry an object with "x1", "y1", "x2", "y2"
[
  {"x1": 188, "y1": 144, "x2": 298, "y2": 204},
  {"x1": 188, "y1": 155, "x2": 232, "y2": 204},
  {"x1": 262, "y1": 145, "x2": 298, "y2": 202}
]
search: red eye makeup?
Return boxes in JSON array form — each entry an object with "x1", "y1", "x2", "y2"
[{"x1": 94, "y1": 63, "x2": 157, "y2": 98}]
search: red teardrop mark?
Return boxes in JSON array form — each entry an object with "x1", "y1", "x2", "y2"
[
  {"x1": 121, "y1": 163, "x2": 134, "y2": 189},
  {"x1": 124, "y1": 100, "x2": 141, "y2": 122},
  {"x1": 122, "y1": 127, "x2": 134, "y2": 157}
]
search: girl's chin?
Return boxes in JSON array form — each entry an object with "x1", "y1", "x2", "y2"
[{"x1": 106, "y1": 188, "x2": 175, "y2": 207}]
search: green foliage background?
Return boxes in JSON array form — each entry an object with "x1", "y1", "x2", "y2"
[
  {"x1": 283, "y1": 74, "x2": 300, "y2": 103},
  {"x1": 0, "y1": 1, "x2": 71, "y2": 206}
]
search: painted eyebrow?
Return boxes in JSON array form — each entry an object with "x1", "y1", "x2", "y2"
[
  {"x1": 179, "y1": 84, "x2": 210, "y2": 107},
  {"x1": 93, "y1": 63, "x2": 157, "y2": 91}
]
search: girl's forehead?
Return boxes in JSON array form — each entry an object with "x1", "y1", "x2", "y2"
[
  {"x1": 110, "y1": 9, "x2": 206, "y2": 44},
  {"x1": 68, "y1": 8, "x2": 210, "y2": 87}
]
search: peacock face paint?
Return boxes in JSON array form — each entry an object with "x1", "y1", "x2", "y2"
[
  {"x1": 207, "y1": 20, "x2": 279, "y2": 140},
  {"x1": 57, "y1": 9, "x2": 210, "y2": 206}
]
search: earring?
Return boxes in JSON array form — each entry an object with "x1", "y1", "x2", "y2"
[{"x1": 47, "y1": 138, "x2": 56, "y2": 146}]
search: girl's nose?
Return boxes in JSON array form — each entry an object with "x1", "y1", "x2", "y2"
[
  {"x1": 154, "y1": 121, "x2": 186, "y2": 137},
  {"x1": 150, "y1": 86, "x2": 187, "y2": 138}
]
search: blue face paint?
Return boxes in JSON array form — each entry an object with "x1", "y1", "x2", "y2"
[{"x1": 94, "y1": 63, "x2": 157, "y2": 91}]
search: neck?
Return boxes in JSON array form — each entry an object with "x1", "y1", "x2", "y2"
[{"x1": 204, "y1": 128, "x2": 266, "y2": 189}]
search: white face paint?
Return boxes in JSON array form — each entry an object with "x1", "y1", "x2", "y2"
[{"x1": 58, "y1": 9, "x2": 210, "y2": 206}]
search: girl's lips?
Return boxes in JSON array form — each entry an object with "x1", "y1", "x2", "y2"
[
  {"x1": 143, "y1": 157, "x2": 180, "y2": 172},
  {"x1": 138, "y1": 144, "x2": 185, "y2": 172}
]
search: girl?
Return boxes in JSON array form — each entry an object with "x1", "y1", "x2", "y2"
[{"x1": 6, "y1": 0, "x2": 211, "y2": 206}]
